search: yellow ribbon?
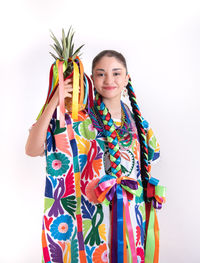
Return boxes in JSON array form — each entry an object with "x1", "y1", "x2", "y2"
[{"x1": 72, "y1": 61, "x2": 79, "y2": 120}]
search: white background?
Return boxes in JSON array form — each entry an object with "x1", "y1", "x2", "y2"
[{"x1": 1, "y1": 0, "x2": 200, "y2": 262}]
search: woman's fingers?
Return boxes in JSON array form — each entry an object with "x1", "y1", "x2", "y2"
[
  {"x1": 64, "y1": 87, "x2": 73, "y2": 98},
  {"x1": 60, "y1": 78, "x2": 81, "y2": 99},
  {"x1": 63, "y1": 78, "x2": 73, "y2": 98},
  {"x1": 64, "y1": 78, "x2": 73, "y2": 85}
]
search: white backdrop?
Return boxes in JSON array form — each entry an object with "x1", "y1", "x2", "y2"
[{"x1": 1, "y1": 0, "x2": 200, "y2": 262}]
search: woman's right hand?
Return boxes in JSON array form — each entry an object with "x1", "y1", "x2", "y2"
[{"x1": 53, "y1": 78, "x2": 74, "y2": 106}]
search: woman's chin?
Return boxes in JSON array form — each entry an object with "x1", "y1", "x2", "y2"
[{"x1": 100, "y1": 93, "x2": 121, "y2": 101}]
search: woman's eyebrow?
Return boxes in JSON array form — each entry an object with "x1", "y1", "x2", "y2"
[
  {"x1": 96, "y1": 69, "x2": 105, "y2": 71},
  {"x1": 112, "y1": 68, "x2": 122, "y2": 71},
  {"x1": 95, "y1": 68, "x2": 122, "y2": 71}
]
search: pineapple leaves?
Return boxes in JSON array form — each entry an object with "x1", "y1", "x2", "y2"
[
  {"x1": 49, "y1": 27, "x2": 84, "y2": 74},
  {"x1": 62, "y1": 28, "x2": 67, "y2": 60},
  {"x1": 71, "y1": 43, "x2": 74, "y2": 58},
  {"x1": 50, "y1": 44, "x2": 62, "y2": 58},
  {"x1": 72, "y1": 44, "x2": 85, "y2": 59},
  {"x1": 49, "y1": 52, "x2": 58, "y2": 60},
  {"x1": 69, "y1": 32, "x2": 75, "y2": 57},
  {"x1": 50, "y1": 30, "x2": 62, "y2": 54}
]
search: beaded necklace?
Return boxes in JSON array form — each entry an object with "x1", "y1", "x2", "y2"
[
  {"x1": 115, "y1": 103, "x2": 133, "y2": 147},
  {"x1": 91, "y1": 101, "x2": 134, "y2": 148}
]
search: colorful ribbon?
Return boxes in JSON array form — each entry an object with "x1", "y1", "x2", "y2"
[
  {"x1": 71, "y1": 60, "x2": 79, "y2": 121},
  {"x1": 145, "y1": 177, "x2": 166, "y2": 263},
  {"x1": 36, "y1": 57, "x2": 93, "y2": 125},
  {"x1": 58, "y1": 61, "x2": 65, "y2": 128},
  {"x1": 76, "y1": 56, "x2": 84, "y2": 106},
  {"x1": 95, "y1": 175, "x2": 142, "y2": 263}
]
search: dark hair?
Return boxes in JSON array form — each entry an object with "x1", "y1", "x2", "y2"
[{"x1": 92, "y1": 50, "x2": 128, "y2": 74}]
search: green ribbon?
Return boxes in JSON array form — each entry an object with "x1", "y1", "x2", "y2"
[{"x1": 145, "y1": 184, "x2": 166, "y2": 263}]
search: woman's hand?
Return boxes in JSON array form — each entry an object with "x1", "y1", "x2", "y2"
[{"x1": 53, "y1": 78, "x2": 74, "y2": 106}]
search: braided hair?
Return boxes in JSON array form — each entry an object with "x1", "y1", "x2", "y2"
[
  {"x1": 91, "y1": 50, "x2": 150, "y2": 200},
  {"x1": 126, "y1": 79, "x2": 150, "y2": 200},
  {"x1": 95, "y1": 91, "x2": 122, "y2": 178}
]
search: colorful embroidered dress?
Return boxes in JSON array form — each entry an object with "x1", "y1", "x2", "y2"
[{"x1": 42, "y1": 105, "x2": 160, "y2": 263}]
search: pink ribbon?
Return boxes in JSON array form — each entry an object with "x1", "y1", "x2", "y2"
[
  {"x1": 123, "y1": 189, "x2": 137, "y2": 262},
  {"x1": 58, "y1": 61, "x2": 65, "y2": 128}
]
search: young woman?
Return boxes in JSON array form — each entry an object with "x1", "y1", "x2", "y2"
[{"x1": 26, "y1": 50, "x2": 163, "y2": 263}]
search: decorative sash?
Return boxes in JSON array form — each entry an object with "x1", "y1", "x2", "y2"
[
  {"x1": 95, "y1": 174, "x2": 166, "y2": 263},
  {"x1": 95, "y1": 174, "x2": 142, "y2": 263}
]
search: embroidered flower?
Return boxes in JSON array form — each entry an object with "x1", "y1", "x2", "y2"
[
  {"x1": 50, "y1": 214, "x2": 73, "y2": 241},
  {"x1": 92, "y1": 243, "x2": 108, "y2": 263},
  {"x1": 136, "y1": 246, "x2": 145, "y2": 262},
  {"x1": 46, "y1": 153, "x2": 70, "y2": 177},
  {"x1": 85, "y1": 178, "x2": 100, "y2": 204},
  {"x1": 79, "y1": 119, "x2": 97, "y2": 139}
]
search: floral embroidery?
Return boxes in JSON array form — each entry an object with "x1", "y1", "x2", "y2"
[
  {"x1": 136, "y1": 247, "x2": 145, "y2": 262},
  {"x1": 46, "y1": 152, "x2": 70, "y2": 177},
  {"x1": 50, "y1": 214, "x2": 73, "y2": 241},
  {"x1": 85, "y1": 178, "x2": 100, "y2": 204},
  {"x1": 92, "y1": 243, "x2": 108, "y2": 263},
  {"x1": 79, "y1": 119, "x2": 97, "y2": 140}
]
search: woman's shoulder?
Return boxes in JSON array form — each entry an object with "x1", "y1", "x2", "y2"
[{"x1": 123, "y1": 102, "x2": 150, "y2": 131}]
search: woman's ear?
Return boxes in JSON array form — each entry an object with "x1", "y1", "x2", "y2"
[{"x1": 125, "y1": 74, "x2": 129, "y2": 86}]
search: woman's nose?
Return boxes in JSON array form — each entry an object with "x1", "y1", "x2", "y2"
[{"x1": 104, "y1": 74, "x2": 113, "y2": 85}]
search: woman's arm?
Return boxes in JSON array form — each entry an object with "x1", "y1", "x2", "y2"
[{"x1": 25, "y1": 79, "x2": 73, "y2": 157}]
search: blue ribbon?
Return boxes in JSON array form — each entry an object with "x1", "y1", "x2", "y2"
[{"x1": 116, "y1": 184, "x2": 124, "y2": 263}]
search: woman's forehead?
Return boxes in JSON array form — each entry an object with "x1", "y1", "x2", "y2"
[{"x1": 93, "y1": 56, "x2": 126, "y2": 70}]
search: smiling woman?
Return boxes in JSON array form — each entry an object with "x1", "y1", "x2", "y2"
[
  {"x1": 26, "y1": 44, "x2": 165, "y2": 263},
  {"x1": 91, "y1": 56, "x2": 129, "y2": 112}
]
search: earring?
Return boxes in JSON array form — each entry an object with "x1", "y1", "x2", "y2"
[{"x1": 122, "y1": 87, "x2": 128, "y2": 98}]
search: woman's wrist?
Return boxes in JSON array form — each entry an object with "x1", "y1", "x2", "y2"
[{"x1": 50, "y1": 90, "x2": 59, "y2": 108}]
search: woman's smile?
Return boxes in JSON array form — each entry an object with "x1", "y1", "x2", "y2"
[{"x1": 102, "y1": 85, "x2": 117, "y2": 90}]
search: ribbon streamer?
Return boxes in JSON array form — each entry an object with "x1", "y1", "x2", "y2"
[
  {"x1": 36, "y1": 57, "x2": 93, "y2": 124},
  {"x1": 76, "y1": 56, "x2": 84, "y2": 106},
  {"x1": 145, "y1": 177, "x2": 166, "y2": 263},
  {"x1": 123, "y1": 190, "x2": 137, "y2": 262},
  {"x1": 95, "y1": 175, "x2": 142, "y2": 263},
  {"x1": 72, "y1": 61, "x2": 79, "y2": 120},
  {"x1": 58, "y1": 61, "x2": 65, "y2": 128}
]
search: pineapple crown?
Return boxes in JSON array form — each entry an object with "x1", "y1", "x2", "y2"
[
  {"x1": 37, "y1": 27, "x2": 93, "y2": 124},
  {"x1": 49, "y1": 27, "x2": 84, "y2": 62}
]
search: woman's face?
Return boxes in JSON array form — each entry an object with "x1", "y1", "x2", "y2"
[{"x1": 92, "y1": 56, "x2": 129, "y2": 101}]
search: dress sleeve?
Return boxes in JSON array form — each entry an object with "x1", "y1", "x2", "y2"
[{"x1": 142, "y1": 119, "x2": 160, "y2": 165}]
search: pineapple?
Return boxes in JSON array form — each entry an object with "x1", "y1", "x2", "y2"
[{"x1": 49, "y1": 27, "x2": 85, "y2": 112}]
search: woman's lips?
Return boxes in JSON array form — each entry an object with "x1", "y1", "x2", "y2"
[{"x1": 103, "y1": 86, "x2": 116, "y2": 90}]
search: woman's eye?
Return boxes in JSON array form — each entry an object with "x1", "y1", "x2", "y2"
[
  {"x1": 113, "y1": 72, "x2": 120, "y2": 76},
  {"x1": 97, "y1": 73, "x2": 104, "y2": 77}
]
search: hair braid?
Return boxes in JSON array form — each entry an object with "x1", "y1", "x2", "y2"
[
  {"x1": 95, "y1": 92, "x2": 122, "y2": 178},
  {"x1": 126, "y1": 79, "x2": 149, "y2": 200}
]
